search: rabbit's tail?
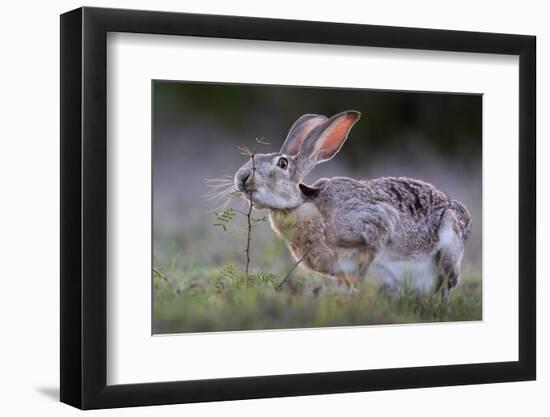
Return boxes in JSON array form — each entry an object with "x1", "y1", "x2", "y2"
[{"x1": 449, "y1": 200, "x2": 471, "y2": 241}]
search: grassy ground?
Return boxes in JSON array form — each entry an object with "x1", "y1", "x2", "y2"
[
  {"x1": 153, "y1": 259, "x2": 482, "y2": 334},
  {"x1": 153, "y1": 200, "x2": 481, "y2": 334}
]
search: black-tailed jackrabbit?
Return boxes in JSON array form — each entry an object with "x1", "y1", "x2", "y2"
[{"x1": 234, "y1": 111, "x2": 471, "y2": 295}]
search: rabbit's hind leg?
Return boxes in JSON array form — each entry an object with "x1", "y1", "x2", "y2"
[
  {"x1": 434, "y1": 211, "x2": 464, "y2": 298},
  {"x1": 434, "y1": 251, "x2": 460, "y2": 299}
]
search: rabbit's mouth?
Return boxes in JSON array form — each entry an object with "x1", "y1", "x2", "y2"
[
  {"x1": 235, "y1": 178, "x2": 256, "y2": 199},
  {"x1": 236, "y1": 182, "x2": 256, "y2": 194},
  {"x1": 235, "y1": 171, "x2": 254, "y2": 192},
  {"x1": 242, "y1": 189, "x2": 258, "y2": 202},
  {"x1": 235, "y1": 178, "x2": 259, "y2": 197}
]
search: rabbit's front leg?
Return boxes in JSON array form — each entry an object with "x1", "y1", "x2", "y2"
[{"x1": 336, "y1": 273, "x2": 361, "y2": 293}]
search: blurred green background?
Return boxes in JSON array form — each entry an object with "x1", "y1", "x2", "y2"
[{"x1": 152, "y1": 80, "x2": 482, "y2": 334}]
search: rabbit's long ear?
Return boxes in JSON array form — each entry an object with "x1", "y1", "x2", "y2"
[
  {"x1": 280, "y1": 114, "x2": 327, "y2": 156},
  {"x1": 295, "y1": 110, "x2": 361, "y2": 178}
]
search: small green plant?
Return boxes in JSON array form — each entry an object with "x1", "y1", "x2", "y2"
[
  {"x1": 206, "y1": 136, "x2": 309, "y2": 289},
  {"x1": 213, "y1": 208, "x2": 236, "y2": 232},
  {"x1": 208, "y1": 137, "x2": 271, "y2": 280}
]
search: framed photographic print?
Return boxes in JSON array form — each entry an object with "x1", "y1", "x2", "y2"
[{"x1": 60, "y1": 6, "x2": 536, "y2": 409}]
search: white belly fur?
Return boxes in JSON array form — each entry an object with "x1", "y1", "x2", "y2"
[{"x1": 368, "y1": 250, "x2": 437, "y2": 293}]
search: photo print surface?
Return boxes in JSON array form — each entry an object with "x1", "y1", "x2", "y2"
[{"x1": 152, "y1": 81, "x2": 482, "y2": 334}]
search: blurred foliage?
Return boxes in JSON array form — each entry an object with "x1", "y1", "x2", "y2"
[{"x1": 153, "y1": 80, "x2": 481, "y2": 167}]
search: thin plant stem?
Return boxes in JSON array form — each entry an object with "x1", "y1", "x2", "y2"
[
  {"x1": 244, "y1": 153, "x2": 256, "y2": 281},
  {"x1": 153, "y1": 266, "x2": 178, "y2": 295},
  {"x1": 275, "y1": 254, "x2": 307, "y2": 291}
]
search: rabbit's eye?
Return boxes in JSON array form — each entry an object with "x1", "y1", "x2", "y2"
[{"x1": 277, "y1": 157, "x2": 288, "y2": 170}]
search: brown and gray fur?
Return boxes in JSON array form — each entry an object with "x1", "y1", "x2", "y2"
[{"x1": 234, "y1": 111, "x2": 471, "y2": 295}]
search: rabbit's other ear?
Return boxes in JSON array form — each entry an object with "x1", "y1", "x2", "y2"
[
  {"x1": 280, "y1": 114, "x2": 327, "y2": 156},
  {"x1": 295, "y1": 111, "x2": 361, "y2": 177}
]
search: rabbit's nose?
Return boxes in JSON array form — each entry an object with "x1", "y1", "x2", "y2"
[{"x1": 236, "y1": 171, "x2": 251, "y2": 191}]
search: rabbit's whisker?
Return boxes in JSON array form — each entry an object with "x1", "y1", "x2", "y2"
[
  {"x1": 203, "y1": 184, "x2": 238, "y2": 201},
  {"x1": 205, "y1": 176, "x2": 234, "y2": 185}
]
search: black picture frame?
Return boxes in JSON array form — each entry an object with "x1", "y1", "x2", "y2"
[{"x1": 60, "y1": 6, "x2": 536, "y2": 410}]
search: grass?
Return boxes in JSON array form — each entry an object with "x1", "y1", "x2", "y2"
[
  {"x1": 153, "y1": 203, "x2": 482, "y2": 334},
  {"x1": 152, "y1": 259, "x2": 482, "y2": 334}
]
